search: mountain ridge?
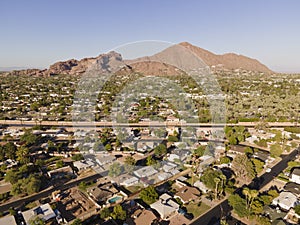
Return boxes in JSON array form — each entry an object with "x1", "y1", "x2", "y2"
[{"x1": 5, "y1": 42, "x2": 273, "y2": 76}]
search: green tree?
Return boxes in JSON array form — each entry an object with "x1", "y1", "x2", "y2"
[
  {"x1": 71, "y1": 154, "x2": 84, "y2": 161},
  {"x1": 251, "y1": 158, "x2": 264, "y2": 174},
  {"x1": 154, "y1": 144, "x2": 167, "y2": 157},
  {"x1": 219, "y1": 156, "x2": 231, "y2": 164},
  {"x1": 56, "y1": 160, "x2": 64, "y2": 169},
  {"x1": 105, "y1": 143, "x2": 112, "y2": 151},
  {"x1": 250, "y1": 199, "x2": 263, "y2": 214},
  {"x1": 193, "y1": 146, "x2": 206, "y2": 157},
  {"x1": 100, "y1": 207, "x2": 111, "y2": 219},
  {"x1": 200, "y1": 168, "x2": 223, "y2": 190},
  {"x1": 5, "y1": 170, "x2": 20, "y2": 184},
  {"x1": 16, "y1": 146, "x2": 30, "y2": 164},
  {"x1": 244, "y1": 147, "x2": 254, "y2": 156},
  {"x1": 4, "y1": 142, "x2": 17, "y2": 160},
  {"x1": 294, "y1": 204, "x2": 300, "y2": 216},
  {"x1": 255, "y1": 216, "x2": 271, "y2": 225},
  {"x1": 231, "y1": 154, "x2": 256, "y2": 183},
  {"x1": 124, "y1": 156, "x2": 136, "y2": 173},
  {"x1": 242, "y1": 187, "x2": 258, "y2": 210},
  {"x1": 29, "y1": 216, "x2": 45, "y2": 225},
  {"x1": 71, "y1": 219, "x2": 82, "y2": 225},
  {"x1": 139, "y1": 186, "x2": 158, "y2": 204},
  {"x1": 30, "y1": 102, "x2": 40, "y2": 112},
  {"x1": 108, "y1": 162, "x2": 122, "y2": 177},
  {"x1": 228, "y1": 194, "x2": 249, "y2": 218},
  {"x1": 20, "y1": 130, "x2": 39, "y2": 146},
  {"x1": 146, "y1": 155, "x2": 156, "y2": 166},
  {"x1": 9, "y1": 208, "x2": 16, "y2": 216},
  {"x1": 25, "y1": 175, "x2": 41, "y2": 195},
  {"x1": 256, "y1": 139, "x2": 268, "y2": 148},
  {"x1": 270, "y1": 143, "x2": 283, "y2": 158},
  {"x1": 167, "y1": 135, "x2": 178, "y2": 143},
  {"x1": 111, "y1": 204, "x2": 127, "y2": 221}
]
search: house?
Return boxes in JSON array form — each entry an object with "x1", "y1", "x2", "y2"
[
  {"x1": 290, "y1": 168, "x2": 300, "y2": 184},
  {"x1": 134, "y1": 166, "x2": 157, "y2": 178},
  {"x1": 47, "y1": 166, "x2": 74, "y2": 179},
  {"x1": 193, "y1": 180, "x2": 209, "y2": 194},
  {"x1": 272, "y1": 191, "x2": 299, "y2": 211},
  {"x1": 263, "y1": 205, "x2": 287, "y2": 224},
  {"x1": 0, "y1": 159, "x2": 18, "y2": 169},
  {"x1": 0, "y1": 215, "x2": 17, "y2": 225},
  {"x1": 167, "y1": 153, "x2": 180, "y2": 162},
  {"x1": 136, "y1": 141, "x2": 155, "y2": 153},
  {"x1": 284, "y1": 182, "x2": 300, "y2": 197},
  {"x1": 120, "y1": 176, "x2": 139, "y2": 187},
  {"x1": 22, "y1": 203, "x2": 56, "y2": 225},
  {"x1": 162, "y1": 162, "x2": 177, "y2": 173},
  {"x1": 73, "y1": 159, "x2": 95, "y2": 171},
  {"x1": 95, "y1": 154, "x2": 116, "y2": 166},
  {"x1": 174, "y1": 186, "x2": 201, "y2": 204},
  {"x1": 87, "y1": 183, "x2": 118, "y2": 204},
  {"x1": 284, "y1": 208, "x2": 300, "y2": 224},
  {"x1": 157, "y1": 172, "x2": 172, "y2": 181},
  {"x1": 150, "y1": 193, "x2": 179, "y2": 220},
  {"x1": 133, "y1": 209, "x2": 157, "y2": 225}
]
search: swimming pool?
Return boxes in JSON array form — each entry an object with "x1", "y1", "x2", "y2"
[{"x1": 108, "y1": 195, "x2": 122, "y2": 204}]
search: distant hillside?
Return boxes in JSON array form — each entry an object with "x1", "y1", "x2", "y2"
[
  {"x1": 6, "y1": 42, "x2": 273, "y2": 76},
  {"x1": 179, "y1": 42, "x2": 273, "y2": 73}
]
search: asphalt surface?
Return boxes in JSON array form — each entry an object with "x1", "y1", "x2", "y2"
[{"x1": 0, "y1": 120, "x2": 298, "y2": 128}]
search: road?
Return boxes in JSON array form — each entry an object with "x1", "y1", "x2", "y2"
[
  {"x1": 0, "y1": 120, "x2": 298, "y2": 128},
  {"x1": 190, "y1": 148, "x2": 299, "y2": 225}
]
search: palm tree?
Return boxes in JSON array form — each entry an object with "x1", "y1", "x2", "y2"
[
  {"x1": 214, "y1": 177, "x2": 221, "y2": 199},
  {"x1": 249, "y1": 189, "x2": 258, "y2": 209},
  {"x1": 243, "y1": 187, "x2": 258, "y2": 210},
  {"x1": 191, "y1": 155, "x2": 200, "y2": 185},
  {"x1": 219, "y1": 174, "x2": 227, "y2": 196}
]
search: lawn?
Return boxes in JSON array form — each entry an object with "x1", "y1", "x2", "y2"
[{"x1": 186, "y1": 201, "x2": 210, "y2": 218}]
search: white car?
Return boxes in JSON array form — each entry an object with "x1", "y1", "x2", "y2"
[{"x1": 266, "y1": 168, "x2": 272, "y2": 173}]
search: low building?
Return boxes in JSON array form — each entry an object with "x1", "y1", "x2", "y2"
[
  {"x1": 284, "y1": 208, "x2": 300, "y2": 224},
  {"x1": 174, "y1": 186, "x2": 201, "y2": 204},
  {"x1": 285, "y1": 182, "x2": 300, "y2": 197},
  {"x1": 87, "y1": 182, "x2": 118, "y2": 205},
  {"x1": 193, "y1": 180, "x2": 209, "y2": 194},
  {"x1": 133, "y1": 209, "x2": 157, "y2": 225},
  {"x1": 73, "y1": 159, "x2": 94, "y2": 171},
  {"x1": 272, "y1": 191, "x2": 299, "y2": 211},
  {"x1": 47, "y1": 166, "x2": 74, "y2": 179},
  {"x1": 290, "y1": 168, "x2": 300, "y2": 184},
  {"x1": 162, "y1": 162, "x2": 177, "y2": 173},
  {"x1": 120, "y1": 176, "x2": 139, "y2": 187},
  {"x1": 0, "y1": 215, "x2": 17, "y2": 225},
  {"x1": 95, "y1": 154, "x2": 116, "y2": 166},
  {"x1": 22, "y1": 203, "x2": 56, "y2": 225},
  {"x1": 150, "y1": 193, "x2": 179, "y2": 220},
  {"x1": 134, "y1": 166, "x2": 157, "y2": 178},
  {"x1": 157, "y1": 172, "x2": 172, "y2": 181},
  {"x1": 136, "y1": 141, "x2": 155, "y2": 153}
]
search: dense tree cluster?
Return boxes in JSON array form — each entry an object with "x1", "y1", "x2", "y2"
[
  {"x1": 228, "y1": 187, "x2": 278, "y2": 224},
  {"x1": 139, "y1": 185, "x2": 158, "y2": 205}
]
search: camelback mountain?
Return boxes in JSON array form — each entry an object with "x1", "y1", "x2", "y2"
[{"x1": 7, "y1": 42, "x2": 273, "y2": 76}]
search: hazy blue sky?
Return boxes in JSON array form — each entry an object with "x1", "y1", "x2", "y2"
[{"x1": 0, "y1": 0, "x2": 299, "y2": 72}]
